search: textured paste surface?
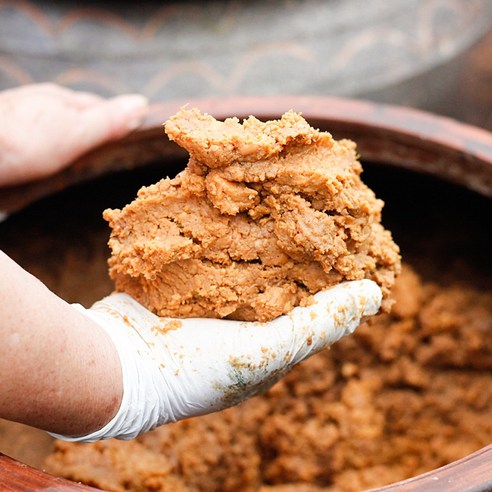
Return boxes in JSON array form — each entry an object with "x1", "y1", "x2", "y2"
[{"x1": 103, "y1": 109, "x2": 401, "y2": 321}]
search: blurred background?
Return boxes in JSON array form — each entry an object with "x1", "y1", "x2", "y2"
[{"x1": 0, "y1": 0, "x2": 491, "y2": 130}]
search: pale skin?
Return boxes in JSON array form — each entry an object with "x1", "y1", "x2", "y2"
[
  {"x1": 0, "y1": 250, "x2": 122, "y2": 437},
  {"x1": 0, "y1": 83, "x2": 148, "y2": 186},
  {"x1": 0, "y1": 83, "x2": 147, "y2": 435}
]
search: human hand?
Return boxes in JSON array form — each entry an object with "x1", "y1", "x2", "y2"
[
  {"x1": 0, "y1": 83, "x2": 148, "y2": 187},
  {"x1": 61, "y1": 280, "x2": 382, "y2": 442}
]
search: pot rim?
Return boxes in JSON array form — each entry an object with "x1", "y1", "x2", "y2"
[{"x1": 1, "y1": 95, "x2": 492, "y2": 219}]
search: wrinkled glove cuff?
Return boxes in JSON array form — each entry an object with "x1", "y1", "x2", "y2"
[{"x1": 50, "y1": 299, "x2": 163, "y2": 442}]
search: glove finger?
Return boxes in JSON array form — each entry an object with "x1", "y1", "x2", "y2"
[
  {"x1": 210, "y1": 279, "x2": 382, "y2": 390},
  {"x1": 156, "y1": 279, "x2": 381, "y2": 411},
  {"x1": 271, "y1": 279, "x2": 382, "y2": 366}
]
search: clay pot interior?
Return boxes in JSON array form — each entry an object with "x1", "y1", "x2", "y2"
[{"x1": 0, "y1": 97, "x2": 491, "y2": 491}]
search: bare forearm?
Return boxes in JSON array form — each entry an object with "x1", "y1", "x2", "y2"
[{"x1": 0, "y1": 250, "x2": 122, "y2": 436}]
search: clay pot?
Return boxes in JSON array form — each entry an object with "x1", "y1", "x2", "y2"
[{"x1": 0, "y1": 96, "x2": 491, "y2": 491}]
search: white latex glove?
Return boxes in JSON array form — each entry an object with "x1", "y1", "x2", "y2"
[{"x1": 57, "y1": 279, "x2": 381, "y2": 442}]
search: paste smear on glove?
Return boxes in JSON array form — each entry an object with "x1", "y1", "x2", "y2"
[{"x1": 103, "y1": 109, "x2": 400, "y2": 321}]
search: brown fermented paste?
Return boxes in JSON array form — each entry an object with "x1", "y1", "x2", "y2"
[
  {"x1": 103, "y1": 109, "x2": 401, "y2": 321},
  {"x1": 46, "y1": 265, "x2": 492, "y2": 491},
  {"x1": 0, "y1": 142, "x2": 490, "y2": 491}
]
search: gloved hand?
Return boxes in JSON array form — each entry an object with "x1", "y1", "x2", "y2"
[{"x1": 56, "y1": 279, "x2": 381, "y2": 442}]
